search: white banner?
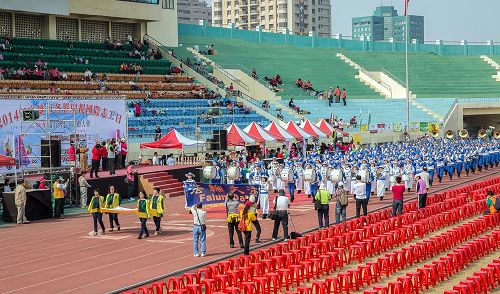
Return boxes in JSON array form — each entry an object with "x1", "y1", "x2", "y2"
[{"x1": 0, "y1": 98, "x2": 127, "y2": 174}]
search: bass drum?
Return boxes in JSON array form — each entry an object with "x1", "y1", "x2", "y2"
[
  {"x1": 330, "y1": 169, "x2": 342, "y2": 183},
  {"x1": 281, "y1": 168, "x2": 292, "y2": 182},
  {"x1": 227, "y1": 166, "x2": 241, "y2": 179},
  {"x1": 303, "y1": 169, "x2": 316, "y2": 181},
  {"x1": 389, "y1": 176, "x2": 396, "y2": 184},
  {"x1": 358, "y1": 170, "x2": 368, "y2": 183},
  {"x1": 203, "y1": 166, "x2": 217, "y2": 179}
]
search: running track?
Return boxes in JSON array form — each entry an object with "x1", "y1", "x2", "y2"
[{"x1": 0, "y1": 168, "x2": 498, "y2": 294}]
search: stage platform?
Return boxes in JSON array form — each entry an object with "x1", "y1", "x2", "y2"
[{"x1": 0, "y1": 166, "x2": 498, "y2": 294}]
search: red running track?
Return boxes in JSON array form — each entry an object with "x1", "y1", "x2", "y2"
[{"x1": 0, "y1": 168, "x2": 498, "y2": 294}]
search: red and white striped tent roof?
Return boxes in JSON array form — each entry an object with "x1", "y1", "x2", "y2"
[
  {"x1": 264, "y1": 121, "x2": 295, "y2": 142},
  {"x1": 243, "y1": 122, "x2": 276, "y2": 143},
  {"x1": 226, "y1": 123, "x2": 256, "y2": 146},
  {"x1": 316, "y1": 119, "x2": 350, "y2": 137},
  {"x1": 300, "y1": 120, "x2": 327, "y2": 138},
  {"x1": 140, "y1": 129, "x2": 202, "y2": 149},
  {"x1": 284, "y1": 120, "x2": 312, "y2": 140}
]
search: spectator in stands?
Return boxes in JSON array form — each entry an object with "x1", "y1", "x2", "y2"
[
  {"x1": 296, "y1": 78, "x2": 303, "y2": 88},
  {"x1": 65, "y1": 35, "x2": 73, "y2": 48},
  {"x1": 0, "y1": 67, "x2": 4, "y2": 80},
  {"x1": 252, "y1": 68, "x2": 258, "y2": 79},
  {"x1": 350, "y1": 116, "x2": 357, "y2": 127},
  {"x1": 288, "y1": 97, "x2": 295, "y2": 109},
  {"x1": 90, "y1": 142, "x2": 101, "y2": 178},
  {"x1": 84, "y1": 68, "x2": 92, "y2": 84},
  {"x1": 48, "y1": 67, "x2": 60, "y2": 81},
  {"x1": 207, "y1": 44, "x2": 215, "y2": 55},
  {"x1": 391, "y1": 176, "x2": 405, "y2": 216},
  {"x1": 127, "y1": 34, "x2": 133, "y2": 45},
  {"x1": 276, "y1": 109, "x2": 284, "y2": 120},
  {"x1": 134, "y1": 102, "x2": 142, "y2": 117},
  {"x1": 327, "y1": 87, "x2": 334, "y2": 106},
  {"x1": 155, "y1": 125, "x2": 162, "y2": 141},
  {"x1": 154, "y1": 49, "x2": 162, "y2": 60},
  {"x1": 276, "y1": 74, "x2": 283, "y2": 85},
  {"x1": 190, "y1": 202, "x2": 207, "y2": 257},
  {"x1": 341, "y1": 88, "x2": 347, "y2": 106}
]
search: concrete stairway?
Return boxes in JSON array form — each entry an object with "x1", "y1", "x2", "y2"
[
  {"x1": 480, "y1": 55, "x2": 500, "y2": 81},
  {"x1": 141, "y1": 172, "x2": 185, "y2": 198}
]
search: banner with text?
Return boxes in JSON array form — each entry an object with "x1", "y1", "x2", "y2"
[
  {"x1": 185, "y1": 183, "x2": 259, "y2": 208},
  {"x1": 0, "y1": 97, "x2": 127, "y2": 173}
]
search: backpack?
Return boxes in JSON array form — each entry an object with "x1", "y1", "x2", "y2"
[
  {"x1": 238, "y1": 213, "x2": 247, "y2": 232},
  {"x1": 494, "y1": 197, "x2": 500, "y2": 211},
  {"x1": 338, "y1": 189, "x2": 349, "y2": 206}
]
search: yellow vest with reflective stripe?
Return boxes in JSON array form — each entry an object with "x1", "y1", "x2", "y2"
[{"x1": 53, "y1": 183, "x2": 64, "y2": 199}]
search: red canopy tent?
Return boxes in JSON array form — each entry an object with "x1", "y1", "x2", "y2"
[
  {"x1": 284, "y1": 121, "x2": 312, "y2": 140},
  {"x1": 0, "y1": 154, "x2": 16, "y2": 166},
  {"x1": 226, "y1": 123, "x2": 256, "y2": 146},
  {"x1": 264, "y1": 122, "x2": 294, "y2": 142},
  {"x1": 243, "y1": 122, "x2": 276, "y2": 143},
  {"x1": 300, "y1": 120, "x2": 327, "y2": 138},
  {"x1": 316, "y1": 119, "x2": 350, "y2": 137},
  {"x1": 140, "y1": 129, "x2": 201, "y2": 149}
]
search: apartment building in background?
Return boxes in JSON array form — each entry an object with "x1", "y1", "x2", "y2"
[
  {"x1": 212, "y1": 0, "x2": 331, "y2": 37},
  {"x1": 178, "y1": 0, "x2": 212, "y2": 25}
]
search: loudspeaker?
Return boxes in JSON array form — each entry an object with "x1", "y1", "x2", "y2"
[
  {"x1": 41, "y1": 139, "x2": 61, "y2": 167},
  {"x1": 212, "y1": 130, "x2": 227, "y2": 150}
]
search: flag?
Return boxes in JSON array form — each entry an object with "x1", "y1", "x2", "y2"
[{"x1": 404, "y1": 0, "x2": 410, "y2": 16}]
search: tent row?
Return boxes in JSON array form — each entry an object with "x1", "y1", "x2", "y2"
[{"x1": 140, "y1": 119, "x2": 348, "y2": 149}]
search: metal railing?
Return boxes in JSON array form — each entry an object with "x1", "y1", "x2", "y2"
[
  {"x1": 225, "y1": 63, "x2": 272, "y2": 90},
  {"x1": 443, "y1": 98, "x2": 458, "y2": 125},
  {"x1": 238, "y1": 92, "x2": 284, "y2": 122},
  {"x1": 211, "y1": 63, "x2": 250, "y2": 92},
  {"x1": 359, "y1": 67, "x2": 392, "y2": 97},
  {"x1": 380, "y1": 66, "x2": 407, "y2": 89}
]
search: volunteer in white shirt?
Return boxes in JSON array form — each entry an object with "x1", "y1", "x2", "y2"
[
  {"x1": 191, "y1": 203, "x2": 207, "y2": 257},
  {"x1": 353, "y1": 175, "x2": 368, "y2": 218}
]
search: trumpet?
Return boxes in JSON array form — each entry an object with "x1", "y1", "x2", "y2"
[
  {"x1": 494, "y1": 131, "x2": 500, "y2": 139},
  {"x1": 431, "y1": 130, "x2": 440, "y2": 138},
  {"x1": 478, "y1": 129, "x2": 487, "y2": 139},
  {"x1": 459, "y1": 129, "x2": 469, "y2": 139},
  {"x1": 445, "y1": 130, "x2": 454, "y2": 139}
]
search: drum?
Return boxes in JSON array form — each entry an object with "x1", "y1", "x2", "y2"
[
  {"x1": 330, "y1": 170, "x2": 342, "y2": 183},
  {"x1": 389, "y1": 176, "x2": 396, "y2": 184},
  {"x1": 203, "y1": 166, "x2": 217, "y2": 179},
  {"x1": 281, "y1": 168, "x2": 292, "y2": 182},
  {"x1": 402, "y1": 174, "x2": 409, "y2": 181},
  {"x1": 359, "y1": 170, "x2": 368, "y2": 183},
  {"x1": 227, "y1": 166, "x2": 240, "y2": 179},
  {"x1": 303, "y1": 169, "x2": 316, "y2": 181}
]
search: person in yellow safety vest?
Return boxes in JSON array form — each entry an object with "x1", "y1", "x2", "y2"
[
  {"x1": 149, "y1": 187, "x2": 164, "y2": 235},
  {"x1": 105, "y1": 185, "x2": 121, "y2": 232},
  {"x1": 88, "y1": 188, "x2": 105, "y2": 236},
  {"x1": 137, "y1": 190, "x2": 151, "y2": 239},
  {"x1": 315, "y1": 182, "x2": 331, "y2": 228},
  {"x1": 53, "y1": 178, "x2": 67, "y2": 219},
  {"x1": 239, "y1": 201, "x2": 257, "y2": 255}
]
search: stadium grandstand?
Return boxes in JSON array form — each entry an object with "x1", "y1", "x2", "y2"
[{"x1": 0, "y1": 1, "x2": 499, "y2": 294}]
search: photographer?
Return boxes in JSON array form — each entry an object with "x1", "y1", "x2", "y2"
[{"x1": 53, "y1": 177, "x2": 68, "y2": 219}]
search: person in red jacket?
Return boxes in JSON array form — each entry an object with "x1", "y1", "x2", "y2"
[
  {"x1": 90, "y1": 142, "x2": 102, "y2": 178},
  {"x1": 120, "y1": 138, "x2": 128, "y2": 168},
  {"x1": 67, "y1": 143, "x2": 76, "y2": 167},
  {"x1": 100, "y1": 141, "x2": 108, "y2": 172}
]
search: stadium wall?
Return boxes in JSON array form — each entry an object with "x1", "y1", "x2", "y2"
[{"x1": 179, "y1": 23, "x2": 500, "y2": 56}]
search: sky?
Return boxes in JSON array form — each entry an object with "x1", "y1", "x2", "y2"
[{"x1": 333, "y1": 0, "x2": 500, "y2": 41}]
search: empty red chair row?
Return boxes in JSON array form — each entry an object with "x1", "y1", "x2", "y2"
[{"x1": 444, "y1": 258, "x2": 500, "y2": 294}]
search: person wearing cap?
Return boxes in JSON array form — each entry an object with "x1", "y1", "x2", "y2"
[
  {"x1": 14, "y1": 179, "x2": 31, "y2": 224},
  {"x1": 105, "y1": 185, "x2": 121, "y2": 231},
  {"x1": 258, "y1": 174, "x2": 270, "y2": 219},
  {"x1": 333, "y1": 182, "x2": 348, "y2": 223},
  {"x1": 38, "y1": 178, "x2": 47, "y2": 189},
  {"x1": 78, "y1": 171, "x2": 91, "y2": 208},
  {"x1": 149, "y1": 187, "x2": 165, "y2": 235},
  {"x1": 272, "y1": 189, "x2": 290, "y2": 241},
  {"x1": 53, "y1": 177, "x2": 67, "y2": 219},
  {"x1": 137, "y1": 190, "x2": 150, "y2": 239},
  {"x1": 190, "y1": 202, "x2": 207, "y2": 256},
  {"x1": 183, "y1": 172, "x2": 196, "y2": 196},
  {"x1": 239, "y1": 201, "x2": 257, "y2": 255},
  {"x1": 88, "y1": 188, "x2": 105, "y2": 236},
  {"x1": 225, "y1": 193, "x2": 244, "y2": 248},
  {"x1": 314, "y1": 182, "x2": 331, "y2": 228}
]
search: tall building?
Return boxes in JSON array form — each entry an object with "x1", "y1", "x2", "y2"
[
  {"x1": 178, "y1": 0, "x2": 212, "y2": 25},
  {"x1": 352, "y1": 6, "x2": 424, "y2": 43},
  {"x1": 212, "y1": 0, "x2": 331, "y2": 37}
]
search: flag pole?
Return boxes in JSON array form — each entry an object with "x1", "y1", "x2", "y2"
[{"x1": 405, "y1": 0, "x2": 410, "y2": 135}]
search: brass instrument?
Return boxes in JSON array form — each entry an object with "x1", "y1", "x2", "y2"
[
  {"x1": 494, "y1": 131, "x2": 500, "y2": 139},
  {"x1": 478, "y1": 129, "x2": 487, "y2": 139},
  {"x1": 431, "y1": 130, "x2": 440, "y2": 138},
  {"x1": 459, "y1": 129, "x2": 469, "y2": 139},
  {"x1": 445, "y1": 130, "x2": 454, "y2": 139}
]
